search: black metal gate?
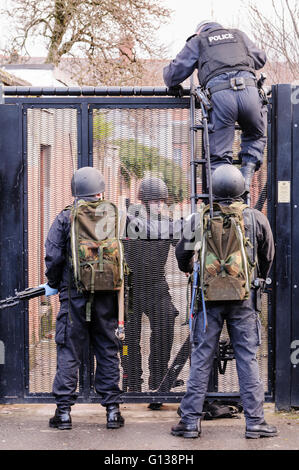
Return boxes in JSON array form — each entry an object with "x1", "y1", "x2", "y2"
[{"x1": 0, "y1": 84, "x2": 297, "y2": 409}]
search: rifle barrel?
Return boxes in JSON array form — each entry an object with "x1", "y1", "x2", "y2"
[{"x1": 0, "y1": 286, "x2": 46, "y2": 310}]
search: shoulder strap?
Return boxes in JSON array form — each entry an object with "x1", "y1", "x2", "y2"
[
  {"x1": 243, "y1": 208, "x2": 259, "y2": 277},
  {"x1": 204, "y1": 201, "x2": 248, "y2": 216},
  {"x1": 221, "y1": 201, "x2": 248, "y2": 218}
]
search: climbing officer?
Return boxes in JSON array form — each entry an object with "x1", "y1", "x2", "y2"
[
  {"x1": 42, "y1": 167, "x2": 124, "y2": 430},
  {"x1": 123, "y1": 175, "x2": 180, "y2": 396},
  {"x1": 163, "y1": 21, "x2": 268, "y2": 193},
  {"x1": 171, "y1": 164, "x2": 277, "y2": 439}
]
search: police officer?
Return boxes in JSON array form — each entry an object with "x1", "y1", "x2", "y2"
[
  {"x1": 171, "y1": 165, "x2": 277, "y2": 439},
  {"x1": 43, "y1": 167, "x2": 124, "y2": 430},
  {"x1": 163, "y1": 21, "x2": 268, "y2": 192},
  {"x1": 123, "y1": 176, "x2": 180, "y2": 396}
]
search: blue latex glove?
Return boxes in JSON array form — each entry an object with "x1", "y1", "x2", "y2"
[{"x1": 39, "y1": 283, "x2": 58, "y2": 296}]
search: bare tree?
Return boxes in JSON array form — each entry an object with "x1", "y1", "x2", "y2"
[
  {"x1": 245, "y1": 0, "x2": 299, "y2": 83},
  {"x1": 0, "y1": 0, "x2": 171, "y2": 85}
]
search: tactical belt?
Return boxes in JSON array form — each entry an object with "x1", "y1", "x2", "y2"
[{"x1": 207, "y1": 77, "x2": 257, "y2": 95}]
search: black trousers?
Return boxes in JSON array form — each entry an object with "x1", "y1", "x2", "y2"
[
  {"x1": 123, "y1": 279, "x2": 179, "y2": 391},
  {"x1": 207, "y1": 71, "x2": 267, "y2": 172},
  {"x1": 53, "y1": 289, "x2": 123, "y2": 407},
  {"x1": 180, "y1": 293, "x2": 265, "y2": 426}
]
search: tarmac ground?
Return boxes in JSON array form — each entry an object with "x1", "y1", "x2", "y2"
[{"x1": 0, "y1": 402, "x2": 298, "y2": 455}]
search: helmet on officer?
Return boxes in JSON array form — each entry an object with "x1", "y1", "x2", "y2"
[
  {"x1": 195, "y1": 20, "x2": 222, "y2": 34},
  {"x1": 212, "y1": 164, "x2": 245, "y2": 198},
  {"x1": 71, "y1": 166, "x2": 105, "y2": 197},
  {"x1": 138, "y1": 176, "x2": 169, "y2": 202}
]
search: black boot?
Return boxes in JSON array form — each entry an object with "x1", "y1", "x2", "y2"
[
  {"x1": 49, "y1": 406, "x2": 72, "y2": 430},
  {"x1": 171, "y1": 419, "x2": 201, "y2": 439},
  {"x1": 106, "y1": 404, "x2": 125, "y2": 429},
  {"x1": 240, "y1": 161, "x2": 256, "y2": 193},
  {"x1": 148, "y1": 403, "x2": 163, "y2": 410},
  {"x1": 245, "y1": 421, "x2": 278, "y2": 439}
]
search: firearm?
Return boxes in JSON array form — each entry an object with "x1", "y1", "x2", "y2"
[
  {"x1": 157, "y1": 335, "x2": 191, "y2": 393},
  {"x1": 257, "y1": 73, "x2": 270, "y2": 105},
  {"x1": 194, "y1": 87, "x2": 213, "y2": 111},
  {"x1": 217, "y1": 339, "x2": 235, "y2": 375},
  {"x1": 157, "y1": 334, "x2": 235, "y2": 393},
  {"x1": 253, "y1": 277, "x2": 272, "y2": 312},
  {"x1": 253, "y1": 277, "x2": 272, "y2": 291},
  {"x1": 0, "y1": 286, "x2": 46, "y2": 310}
]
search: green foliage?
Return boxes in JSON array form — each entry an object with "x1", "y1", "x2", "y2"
[
  {"x1": 93, "y1": 112, "x2": 188, "y2": 203},
  {"x1": 93, "y1": 112, "x2": 113, "y2": 140},
  {"x1": 115, "y1": 138, "x2": 188, "y2": 203}
]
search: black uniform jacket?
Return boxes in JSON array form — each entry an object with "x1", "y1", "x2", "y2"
[{"x1": 163, "y1": 24, "x2": 266, "y2": 88}]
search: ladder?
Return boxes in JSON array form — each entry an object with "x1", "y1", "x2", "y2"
[
  {"x1": 189, "y1": 82, "x2": 252, "y2": 208},
  {"x1": 189, "y1": 81, "x2": 214, "y2": 216}
]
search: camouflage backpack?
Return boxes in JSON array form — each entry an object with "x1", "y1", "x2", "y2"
[
  {"x1": 70, "y1": 199, "x2": 125, "y2": 294},
  {"x1": 199, "y1": 201, "x2": 256, "y2": 301}
]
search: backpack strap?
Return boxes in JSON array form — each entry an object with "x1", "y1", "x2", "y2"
[{"x1": 243, "y1": 208, "x2": 259, "y2": 278}]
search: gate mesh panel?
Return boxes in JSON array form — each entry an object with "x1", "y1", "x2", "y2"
[
  {"x1": 92, "y1": 105, "x2": 269, "y2": 395},
  {"x1": 92, "y1": 107, "x2": 191, "y2": 393},
  {"x1": 26, "y1": 102, "x2": 269, "y2": 397},
  {"x1": 27, "y1": 108, "x2": 77, "y2": 393}
]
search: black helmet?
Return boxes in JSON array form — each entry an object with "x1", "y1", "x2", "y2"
[
  {"x1": 212, "y1": 164, "x2": 245, "y2": 198},
  {"x1": 195, "y1": 21, "x2": 222, "y2": 34},
  {"x1": 138, "y1": 176, "x2": 169, "y2": 202},
  {"x1": 71, "y1": 166, "x2": 105, "y2": 197}
]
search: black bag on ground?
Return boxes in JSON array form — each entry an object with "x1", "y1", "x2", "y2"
[
  {"x1": 202, "y1": 400, "x2": 243, "y2": 420},
  {"x1": 177, "y1": 400, "x2": 243, "y2": 420}
]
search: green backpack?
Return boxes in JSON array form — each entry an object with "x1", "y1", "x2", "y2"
[
  {"x1": 70, "y1": 199, "x2": 125, "y2": 295},
  {"x1": 199, "y1": 201, "x2": 255, "y2": 301}
]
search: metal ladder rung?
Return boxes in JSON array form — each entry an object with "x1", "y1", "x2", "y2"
[
  {"x1": 190, "y1": 194, "x2": 210, "y2": 200},
  {"x1": 190, "y1": 84, "x2": 214, "y2": 216},
  {"x1": 190, "y1": 159, "x2": 207, "y2": 165}
]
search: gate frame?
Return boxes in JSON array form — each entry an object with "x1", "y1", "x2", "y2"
[
  {"x1": 0, "y1": 86, "x2": 283, "y2": 406},
  {"x1": 271, "y1": 84, "x2": 299, "y2": 411}
]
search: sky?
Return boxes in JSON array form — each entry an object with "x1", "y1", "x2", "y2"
[
  {"x1": 158, "y1": 0, "x2": 276, "y2": 57},
  {"x1": 0, "y1": 0, "x2": 285, "y2": 59}
]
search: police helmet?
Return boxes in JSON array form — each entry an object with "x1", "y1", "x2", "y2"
[
  {"x1": 71, "y1": 166, "x2": 105, "y2": 197},
  {"x1": 212, "y1": 164, "x2": 245, "y2": 198},
  {"x1": 138, "y1": 176, "x2": 169, "y2": 202},
  {"x1": 195, "y1": 21, "x2": 222, "y2": 34}
]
